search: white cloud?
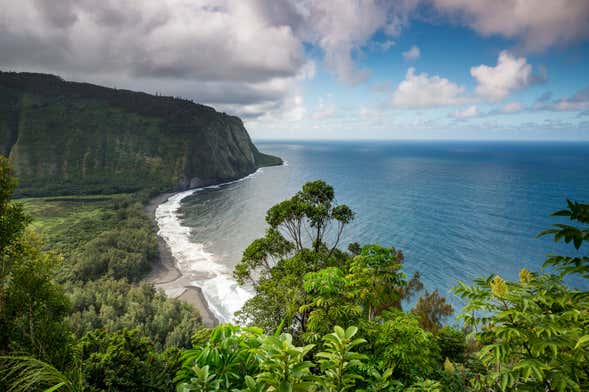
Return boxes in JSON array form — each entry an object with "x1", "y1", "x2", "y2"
[
  {"x1": 0, "y1": 0, "x2": 423, "y2": 119},
  {"x1": 402, "y1": 45, "x2": 420, "y2": 60},
  {"x1": 312, "y1": 96, "x2": 336, "y2": 120},
  {"x1": 554, "y1": 101, "x2": 589, "y2": 112},
  {"x1": 430, "y1": 0, "x2": 589, "y2": 52},
  {"x1": 392, "y1": 67, "x2": 467, "y2": 108},
  {"x1": 552, "y1": 87, "x2": 589, "y2": 112},
  {"x1": 499, "y1": 101, "x2": 523, "y2": 113},
  {"x1": 245, "y1": 92, "x2": 307, "y2": 134},
  {"x1": 452, "y1": 105, "x2": 479, "y2": 119},
  {"x1": 470, "y1": 51, "x2": 532, "y2": 101},
  {"x1": 379, "y1": 39, "x2": 396, "y2": 51},
  {"x1": 300, "y1": 0, "x2": 419, "y2": 84},
  {"x1": 359, "y1": 105, "x2": 387, "y2": 126},
  {"x1": 282, "y1": 94, "x2": 307, "y2": 122},
  {"x1": 0, "y1": 0, "x2": 314, "y2": 119}
]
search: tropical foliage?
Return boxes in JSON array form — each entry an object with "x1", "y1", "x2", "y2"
[
  {"x1": 0, "y1": 156, "x2": 587, "y2": 391},
  {"x1": 0, "y1": 156, "x2": 200, "y2": 391},
  {"x1": 455, "y1": 200, "x2": 589, "y2": 391}
]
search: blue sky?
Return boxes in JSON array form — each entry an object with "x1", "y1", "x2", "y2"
[
  {"x1": 249, "y1": 17, "x2": 589, "y2": 140},
  {"x1": 1, "y1": 0, "x2": 588, "y2": 140}
]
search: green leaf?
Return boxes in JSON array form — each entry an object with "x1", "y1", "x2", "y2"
[
  {"x1": 43, "y1": 382, "x2": 67, "y2": 392},
  {"x1": 574, "y1": 335, "x2": 589, "y2": 349}
]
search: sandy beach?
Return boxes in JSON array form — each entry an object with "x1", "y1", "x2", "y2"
[{"x1": 145, "y1": 193, "x2": 219, "y2": 327}]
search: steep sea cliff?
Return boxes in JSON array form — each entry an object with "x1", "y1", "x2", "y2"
[{"x1": 0, "y1": 71, "x2": 281, "y2": 196}]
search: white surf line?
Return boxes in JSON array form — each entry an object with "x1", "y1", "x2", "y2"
[{"x1": 155, "y1": 170, "x2": 263, "y2": 322}]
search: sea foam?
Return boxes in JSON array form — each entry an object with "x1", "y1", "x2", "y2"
[{"x1": 155, "y1": 171, "x2": 261, "y2": 322}]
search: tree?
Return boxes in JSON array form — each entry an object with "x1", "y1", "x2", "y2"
[
  {"x1": 265, "y1": 180, "x2": 354, "y2": 254},
  {"x1": 236, "y1": 248, "x2": 319, "y2": 335},
  {"x1": 78, "y1": 328, "x2": 176, "y2": 391},
  {"x1": 235, "y1": 181, "x2": 355, "y2": 336},
  {"x1": 4, "y1": 233, "x2": 71, "y2": 366},
  {"x1": 348, "y1": 245, "x2": 408, "y2": 321},
  {"x1": 0, "y1": 155, "x2": 28, "y2": 258},
  {"x1": 234, "y1": 228, "x2": 294, "y2": 286},
  {"x1": 300, "y1": 244, "x2": 426, "y2": 342},
  {"x1": 455, "y1": 201, "x2": 589, "y2": 391},
  {"x1": 0, "y1": 156, "x2": 71, "y2": 367},
  {"x1": 301, "y1": 267, "x2": 363, "y2": 340},
  {"x1": 67, "y1": 279, "x2": 201, "y2": 350},
  {"x1": 239, "y1": 180, "x2": 354, "y2": 284},
  {"x1": 411, "y1": 290, "x2": 454, "y2": 333},
  {"x1": 435, "y1": 326, "x2": 467, "y2": 363},
  {"x1": 0, "y1": 156, "x2": 29, "y2": 351},
  {"x1": 373, "y1": 312, "x2": 441, "y2": 384}
]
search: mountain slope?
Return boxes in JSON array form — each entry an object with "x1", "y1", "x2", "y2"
[{"x1": 0, "y1": 71, "x2": 281, "y2": 196}]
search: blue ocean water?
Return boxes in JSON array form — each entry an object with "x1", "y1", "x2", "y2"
[{"x1": 175, "y1": 141, "x2": 589, "y2": 319}]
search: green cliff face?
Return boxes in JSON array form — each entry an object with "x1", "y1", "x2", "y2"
[{"x1": 0, "y1": 71, "x2": 281, "y2": 196}]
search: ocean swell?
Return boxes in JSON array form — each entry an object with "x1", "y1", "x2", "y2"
[{"x1": 154, "y1": 171, "x2": 261, "y2": 322}]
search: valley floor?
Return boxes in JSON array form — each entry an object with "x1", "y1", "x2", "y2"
[{"x1": 20, "y1": 192, "x2": 217, "y2": 326}]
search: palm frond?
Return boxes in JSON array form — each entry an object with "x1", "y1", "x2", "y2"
[{"x1": 0, "y1": 355, "x2": 78, "y2": 392}]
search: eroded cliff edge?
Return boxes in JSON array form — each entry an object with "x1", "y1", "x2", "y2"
[{"x1": 0, "y1": 71, "x2": 281, "y2": 196}]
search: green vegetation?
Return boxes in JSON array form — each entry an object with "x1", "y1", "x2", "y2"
[
  {"x1": 21, "y1": 194, "x2": 142, "y2": 262},
  {"x1": 0, "y1": 156, "x2": 202, "y2": 390},
  {"x1": 19, "y1": 190, "x2": 201, "y2": 347},
  {"x1": 0, "y1": 71, "x2": 281, "y2": 197},
  {"x1": 179, "y1": 181, "x2": 588, "y2": 391},
  {"x1": 1, "y1": 156, "x2": 587, "y2": 391},
  {"x1": 20, "y1": 193, "x2": 158, "y2": 283},
  {"x1": 454, "y1": 199, "x2": 589, "y2": 390}
]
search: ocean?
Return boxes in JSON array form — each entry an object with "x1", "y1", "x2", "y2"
[{"x1": 156, "y1": 141, "x2": 589, "y2": 322}]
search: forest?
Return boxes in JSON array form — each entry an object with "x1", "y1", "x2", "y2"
[
  {"x1": 0, "y1": 71, "x2": 281, "y2": 198},
  {"x1": 0, "y1": 154, "x2": 588, "y2": 391}
]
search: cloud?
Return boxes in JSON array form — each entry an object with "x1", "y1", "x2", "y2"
[
  {"x1": 359, "y1": 105, "x2": 383, "y2": 119},
  {"x1": 402, "y1": 45, "x2": 420, "y2": 60},
  {"x1": 0, "y1": 0, "x2": 314, "y2": 119},
  {"x1": 470, "y1": 51, "x2": 532, "y2": 101},
  {"x1": 429, "y1": 0, "x2": 589, "y2": 52},
  {"x1": 527, "y1": 87, "x2": 589, "y2": 113},
  {"x1": 299, "y1": 0, "x2": 420, "y2": 84},
  {"x1": 246, "y1": 92, "x2": 307, "y2": 132},
  {"x1": 552, "y1": 87, "x2": 589, "y2": 112},
  {"x1": 449, "y1": 88, "x2": 589, "y2": 120},
  {"x1": 0, "y1": 0, "x2": 424, "y2": 119},
  {"x1": 449, "y1": 101, "x2": 525, "y2": 120},
  {"x1": 499, "y1": 101, "x2": 523, "y2": 114},
  {"x1": 378, "y1": 39, "x2": 396, "y2": 51},
  {"x1": 1, "y1": 1, "x2": 307, "y2": 82},
  {"x1": 451, "y1": 105, "x2": 478, "y2": 119},
  {"x1": 392, "y1": 67, "x2": 467, "y2": 108},
  {"x1": 368, "y1": 39, "x2": 396, "y2": 52},
  {"x1": 371, "y1": 80, "x2": 394, "y2": 94},
  {"x1": 311, "y1": 96, "x2": 336, "y2": 120}
]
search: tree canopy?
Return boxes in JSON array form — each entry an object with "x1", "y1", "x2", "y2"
[{"x1": 1, "y1": 170, "x2": 587, "y2": 391}]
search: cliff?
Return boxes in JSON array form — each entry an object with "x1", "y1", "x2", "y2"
[{"x1": 0, "y1": 71, "x2": 281, "y2": 196}]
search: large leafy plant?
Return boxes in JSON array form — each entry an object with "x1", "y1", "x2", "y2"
[
  {"x1": 316, "y1": 326, "x2": 366, "y2": 392},
  {"x1": 175, "y1": 324, "x2": 262, "y2": 391},
  {"x1": 455, "y1": 201, "x2": 589, "y2": 391}
]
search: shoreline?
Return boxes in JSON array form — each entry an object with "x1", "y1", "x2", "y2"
[{"x1": 144, "y1": 192, "x2": 219, "y2": 327}]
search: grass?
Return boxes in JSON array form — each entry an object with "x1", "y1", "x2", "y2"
[{"x1": 19, "y1": 194, "x2": 131, "y2": 258}]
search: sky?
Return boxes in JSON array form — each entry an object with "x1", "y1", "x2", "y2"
[{"x1": 1, "y1": 0, "x2": 589, "y2": 140}]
